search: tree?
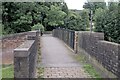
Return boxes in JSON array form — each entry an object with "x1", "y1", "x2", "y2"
[
  {"x1": 94, "y1": 2, "x2": 120, "y2": 43},
  {"x1": 47, "y1": 4, "x2": 67, "y2": 27},
  {"x1": 80, "y1": 9, "x2": 89, "y2": 30},
  {"x1": 32, "y1": 23, "x2": 44, "y2": 31},
  {"x1": 2, "y1": 2, "x2": 38, "y2": 33},
  {"x1": 2, "y1": 2, "x2": 69, "y2": 33},
  {"x1": 94, "y1": 8, "x2": 106, "y2": 32},
  {"x1": 83, "y1": 2, "x2": 106, "y2": 14},
  {"x1": 65, "y1": 10, "x2": 89, "y2": 31}
]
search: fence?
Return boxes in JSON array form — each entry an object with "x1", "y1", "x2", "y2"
[
  {"x1": 53, "y1": 29, "x2": 120, "y2": 78},
  {"x1": 53, "y1": 28, "x2": 75, "y2": 50},
  {"x1": 14, "y1": 31, "x2": 39, "y2": 78}
]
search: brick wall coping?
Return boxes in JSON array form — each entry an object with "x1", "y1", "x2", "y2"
[
  {"x1": 56, "y1": 28, "x2": 75, "y2": 32},
  {"x1": 77, "y1": 31, "x2": 104, "y2": 34},
  {"x1": 14, "y1": 40, "x2": 35, "y2": 57},
  {"x1": 99, "y1": 40, "x2": 120, "y2": 45},
  {"x1": 77, "y1": 31, "x2": 104, "y2": 40},
  {"x1": 0, "y1": 32, "x2": 28, "y2": 40},
  {"x1": 0, "y1": 31, "x2": 38, "y2": 40}
]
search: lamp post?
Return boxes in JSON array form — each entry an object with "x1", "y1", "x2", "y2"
[
  {"x1": 90, "y1": 9, "x2": 93, "y2": 32},
  {"x1": 87, "y1": 0, "x2": 93, "y2": 32}
]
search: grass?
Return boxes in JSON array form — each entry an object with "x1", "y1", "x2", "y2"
[
  {"x1": 2, "y1": 64, "x2": 14, "y2": 78},
  {"x1": 37, "y1": 67, "x2": 44, "y2": 78},
  {"x1": 75, "y1": 54, "x2": 86, "y2": 63},
  {"x1": 75, "y1": 54, "x2": 101, "y2": 79},
  {"x1": 37, "y1": 38, "x2": 44, "y2": 78},
  {"x1": 83, "y1": 64, "x2": 101, "y2": 78},
  {"x1": 1, "y1": 35, "x2": 42, "y2": 78},
  {"x1": 37, "y1": 38, "x2": 42, "y2": 63}
]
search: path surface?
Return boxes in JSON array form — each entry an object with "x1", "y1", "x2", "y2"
[{"x1": 38, "y1": 34, "x2": 90, "y2": 78}]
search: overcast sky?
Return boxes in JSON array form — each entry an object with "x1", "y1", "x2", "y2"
[
  {"x1": 64, "y1": 0, "x2": 119, "y2": 10},
  {"x1": 64, "y1": 0, "x2": 87, "y2": 10}
]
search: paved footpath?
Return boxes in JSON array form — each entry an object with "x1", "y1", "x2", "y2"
[{"x1": 38, "y1": 34, "x2": 90, "y2": 78}]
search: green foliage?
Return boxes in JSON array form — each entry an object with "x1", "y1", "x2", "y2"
[
  {"x1": 2, "y1": 2, "x2": 33, "y2": 33},
  {"x1": 2, "y1": 65, "x2": 14, "y2": 78},
  {"x1": 83, "y1": 2, "x2": 106, "y2": 14},
  {"x1": 94, "y1": 8, "x2": 106, "y2": 32},
  {"x1": 2, "y1": 2, "x2": 92, "y2": 33},
  {"x1": 84, "y1": 64, "x2": 101, "y2": 79},
  {"x1": 2, "y1": 2, "x2": 69, "y2": 32},
  {"x1": 2, "y1": 2, "x2": 89, "y2": 33},
  {"x1": 83, "y1": 2, "x2": 120, "y2": 43},
  {"x1": 65, "y1": 11, "x2": 82, "y2": 30},
  {"x1": 75, "y1": 53, "x2": 101, "y2": 78},
  {"x1": 94, "y1": 2, "x2": 120, "y2": 43},
  {"x1": 47, "y1": 5, "x2": 67, "y2": 26},
  {"x1": 32, "y1": 23, "x2": 44, "y2": 31},
  {"x1": 37, "y1": 67, "x2": 44, "y2": 78},
  {"x1": 2, "y1": 24, "x2": 14, "y2": 35},
  {"x1": 80, "y1": 9, "x2": 90, "y2": 30},
  {"x1": 66, "y1": 10, "x2": 89, "y2": 31}
]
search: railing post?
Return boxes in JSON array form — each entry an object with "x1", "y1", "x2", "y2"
[{"x1": 74, "y1": 31, "x2": 78, "y2": 53}]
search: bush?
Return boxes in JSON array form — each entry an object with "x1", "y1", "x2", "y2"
[
  {"x1": 94, "y1": 3, "x2": 120, "y2": 43},
  {"x1": 32, "y1": 23, "x2": 44, "y2": 31}
]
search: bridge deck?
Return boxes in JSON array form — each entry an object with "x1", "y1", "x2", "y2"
[{"x1": 37, "y1": 34, "x2": 90, "y2": 78}]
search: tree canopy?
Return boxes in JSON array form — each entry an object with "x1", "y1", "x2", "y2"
[
  {"x1": 2, "y1": 1, "x2": 120, "y2": 43},
  {"x1": 83, "y1": 1, "x2": 120, "y2": 43},
  {"x1": 2, "y1": 2, "x2": 89, "y2": 33}
]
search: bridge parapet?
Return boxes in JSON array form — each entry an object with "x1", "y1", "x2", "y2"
[
  {"x1": 77, "y1": 31, "x2": 119, "y2": 78},
  {"x1": 14, "y1": 31, "x2": 39, "y2": 78},
  {"x1": 53, "y1": 29, "x2": 120, "y2": 78}
]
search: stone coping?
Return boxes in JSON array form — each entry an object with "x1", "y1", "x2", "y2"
[
  {"x1": 99, "y1": 40, "x2": 120, "y2": 46},
  {"x1": 0, "y1": 32, "x2": 28, "y2": 40},
  {"x1": 0, "y1": 30, "x2": 39, "y2": 40},
  {"x1": 14, "y1": 40, "x2": 35, "y2": 57}
]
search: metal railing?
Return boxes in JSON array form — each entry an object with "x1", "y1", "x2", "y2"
[{"x1": 53, "y1": 28, "x2": 75, "y2": 50}]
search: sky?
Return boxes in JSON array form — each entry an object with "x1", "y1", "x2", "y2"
[
  {"x1": 64, "y1": 0, "x2": 119, "y2": 10},
  {"x1": 64, "y1": 0, "x2": 87, "y2": 10}
]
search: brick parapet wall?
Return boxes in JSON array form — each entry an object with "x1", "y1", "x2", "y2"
[
  {"x1": 14, "y1": 31, "x2": 39, "y2": 78},
  {"x1": 53, "y1": 29, "x2": 120, "y2": 78},
  {"x1": 77, "y1": 31, "x2": 120, "y2": 78},
  {"x1": 1, "y1": 32, "x2": 29, "y2": 64},
  {"x1": 97, "y1": 41, "x2": 120, "y2": 77},
  {"x1": 2, "y1": 32, "x2": 28, "y2": 49}
]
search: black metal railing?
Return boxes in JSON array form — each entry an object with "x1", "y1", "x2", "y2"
[{"x1": 53, "y1": 28, "x2": 75, "y2": 50}]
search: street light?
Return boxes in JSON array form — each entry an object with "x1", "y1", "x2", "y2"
[
  {"x1": 87, "y1": 0, "x2": 93, "y2": 32},
  {"x1": 90, "y1": 9, "x2": 93, "y2": 32}
]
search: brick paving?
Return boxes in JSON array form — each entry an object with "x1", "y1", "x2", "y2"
[
  {"x1": 43, "y1": 67, "x2": 90, "y2": 78},
  {"x1": 38, "y1": 34, "x2": 91, "y2": 78}
]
